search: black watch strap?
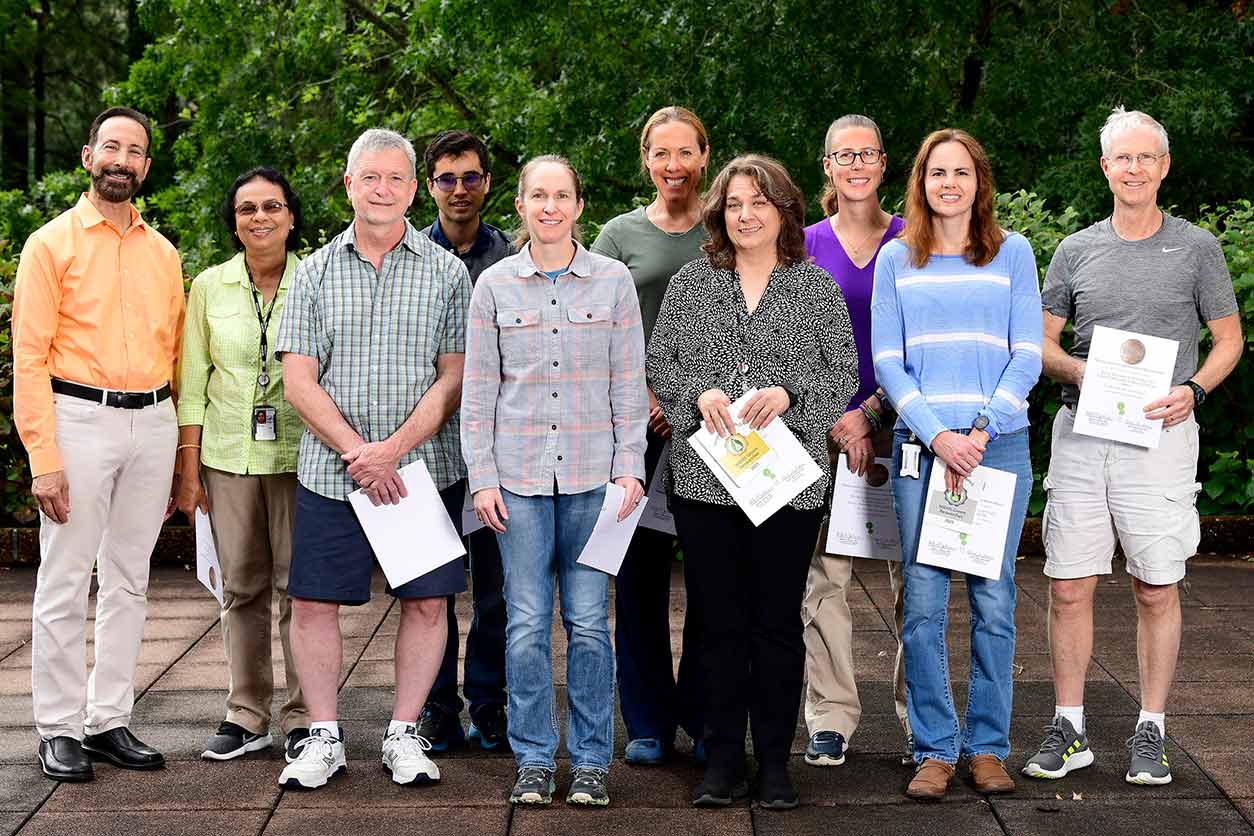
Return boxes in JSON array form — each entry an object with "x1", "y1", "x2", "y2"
[
  {"x1": 780, "y1": 383, "x2": 799, "y2": 409},
  {"x1": 1185, "y1": 379, "x2": 1206, "y2": 407}
]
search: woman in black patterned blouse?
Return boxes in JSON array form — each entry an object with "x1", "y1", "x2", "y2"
[{"x1": 647, "y1": 155, "x2": 858, "y2": 810}]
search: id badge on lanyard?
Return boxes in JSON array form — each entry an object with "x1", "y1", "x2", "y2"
[{"x1": 248, "y1": 269, "x2": 279, "y2": 442}]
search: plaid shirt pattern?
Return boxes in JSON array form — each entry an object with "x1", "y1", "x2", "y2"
[
  {"x1": 461, "y1": 242, "x2": 647, "y2": 496},
  {"x1": 274, "y1": 220, "x2": 471, "y2": 499}
]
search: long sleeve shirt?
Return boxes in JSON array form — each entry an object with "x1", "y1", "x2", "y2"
[
  {"x1": 870, "y1": 233, "x2": 1043, "y2": 447},
  {"x1": 461, "y1": 242, "x2": 647, "y2": 496},
  {"x1": 177, "y1": 251, "x2": 301, "y2": 474},
  {"x1": 12, "y1": 194, "x2": 184, "y2": 476},
  {"x1": 646, "y1": 257, "x2": 858, "y2": 511}
]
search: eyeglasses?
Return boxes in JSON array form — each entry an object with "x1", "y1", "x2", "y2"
[
  {"x1": 235, "y1": 200, "x2": 288, "y2": 217},
  {"x1": 431, "y1": 172, "x2": 486, "y2": 192},
  {"x1": 827, "y1": 148, "x2": 884, "y2": 166},
  {"x1": 1105, "y1": 152, "x2": 1166, "y2": 169}
]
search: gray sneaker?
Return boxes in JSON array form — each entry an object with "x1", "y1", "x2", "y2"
[
  {"x1": 1126, "y1": 721, "x2": 1172, "y2": 785},
  {"x1": 1022, "y1": 715, "x2": 1094, "y2": 779},
  {"x1": 566, "y1": 766, "x2": 610, "y2": 806},
  {"x1": 510, "y1": 766, "x2": 555, "y2": 804}
]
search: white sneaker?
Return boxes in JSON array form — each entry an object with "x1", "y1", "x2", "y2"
[
  {"x1": 382, "y1": 724, "x2": 440, "y2": 786},
  {"x1": 278, "y1": 727, "x2": 346, "y2": 790}
]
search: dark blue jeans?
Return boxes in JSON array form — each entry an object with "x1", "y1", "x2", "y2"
[
  {"x1": 614, "y1": 430, "x2": 703, "y2": 743},
  {"x1": 428, "y1": 524, "x2": 508, "y2": 719}
]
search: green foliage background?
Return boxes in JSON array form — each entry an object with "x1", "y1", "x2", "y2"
[{"x1": 0, "y1": 0, "x2": 1251, "y2": 523}]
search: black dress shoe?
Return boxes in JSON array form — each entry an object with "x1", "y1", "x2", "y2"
[
  {"x1": 82, "y1": 727, "x2": 165, "y2": 770},
  {"x1": 38, "y1": 736, "x2": 94, "y2": 782},
  {"x1": 691, "y1": 767, "x2": 749, "y2": 807}
]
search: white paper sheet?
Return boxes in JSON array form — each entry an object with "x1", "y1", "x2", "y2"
[
  {"x1": 194, "y1": 508, "x2": 225, "y2": 606},
  {"x1": 825, "y1": 455, "x2": 901, "y2": 560},
  {"x1": 916, "y1": 463, "x2": 1017, "y2": 580},
  {"x1": 688, "y1": 388, "x2": 822, "y2": 526},
  {"x1": 638, "y1": 440, "x2": 677, "y2": 536},
  {"x1": 1073, "y1": 325, "x2": 1179, "y2": 449},
  {"x1": 461, "y1": 482, "x2": 485, "y2": 536},
  {"x1": 575, "y1": 482, "x2": 649, "y2": 576},
  {"x1": 347, "y1": 459, "x2": 466, "y2": 588}
]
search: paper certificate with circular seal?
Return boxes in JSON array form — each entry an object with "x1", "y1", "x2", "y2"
[
  {"x1": 916, "y1": 463, "x2": 1016, "y2": 580},
  {"x1": 825, "y1": 454, "x2": 901, "y2": 561},
  {"x1": 689, "y1": 388, "x2": 822, "y2": 526},
  {"x1": 1074, "y1": 325, "x2": 1179, "y2": 449}
]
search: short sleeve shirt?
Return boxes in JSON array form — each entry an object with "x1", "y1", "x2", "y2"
[
  {"x1": 274, "y1": 220, "x2": 472, "y2": 498},
  {"x1": 1041, "y1": 214, "x2": 1238, "y2": 405}
]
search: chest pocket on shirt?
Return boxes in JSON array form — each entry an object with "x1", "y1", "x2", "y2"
[
  {"x1": 497, "y1": 308, "x2": 542, "y2": 359},
  {"x1": 206, "y1": 309, "x2": 246, "y2": 364},
  {"x1": 567, "y1": 305, "x2": 612, "y2": 365}
]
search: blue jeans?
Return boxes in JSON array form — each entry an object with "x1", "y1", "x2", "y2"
[
  {"x1": 497, "y1": 486, "x2": 613, "y2": 770},
  {"x1": 891, "y1": 428, "x2": 1032, "y2": 764}
]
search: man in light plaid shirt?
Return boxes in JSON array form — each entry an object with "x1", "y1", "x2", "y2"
[{"x1": 273, "y1": 128, "x2": 472, "y2": 791}]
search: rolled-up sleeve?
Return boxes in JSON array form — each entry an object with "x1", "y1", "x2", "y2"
[{"x1": 176, "y1": 274, "x2": 212, "y2": 427}]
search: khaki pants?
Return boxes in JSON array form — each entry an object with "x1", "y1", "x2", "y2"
[
  {"x1": 802, "y1": 543, "x2": 909, "y2": 741},
  {"x1": 201, "y1": 467, "x2": 306, "y2": 735},
  {"x1": 32, "y1": 395, "x2": 177, "y2": 739}
]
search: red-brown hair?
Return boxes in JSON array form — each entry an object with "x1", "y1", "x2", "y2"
[{"x1": 900, "y1": 128, "x2": 1003, "y2": 269}]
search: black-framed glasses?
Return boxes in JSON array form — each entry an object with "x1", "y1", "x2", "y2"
[
  {"x1": 827, "y1": 148, "x2": 884, "y2": 166},
  {"x1": 431, "y1": 172, "x2": 486, "y2": 192},
  {"x1": 235, "y1": 200, "x2": 288, "y2": 217}
]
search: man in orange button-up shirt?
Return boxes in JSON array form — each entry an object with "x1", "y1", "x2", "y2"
[{"x1": 12, "y1": 107, "x2": 184, "y2": 782}]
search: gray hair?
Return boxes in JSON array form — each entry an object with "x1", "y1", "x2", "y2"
[
  {"x1": 1100, "y1": 107, "x2": 1169, "y2": 157},
  {"x1": 345, "y1": 128, "x2": 417, "y2": 177},
  {"x1": 822, "y1": 113, "x2": 885, "y2": 158}
]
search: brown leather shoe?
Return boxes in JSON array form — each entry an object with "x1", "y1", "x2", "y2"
[
  {"x1": 968, "y1": 754, "x2": 1015, "y2": 794},
  {"x1": 906, "y1": 758, "x2": 955, "y2": 800}
]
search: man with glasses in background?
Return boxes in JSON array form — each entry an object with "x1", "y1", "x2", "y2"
[
  {"x1": 1024, "y1": 107, "x2": 1242, "y2": 787},
  {"x1": 417, "y1": 130, "x2": 514, "y2": 752}
]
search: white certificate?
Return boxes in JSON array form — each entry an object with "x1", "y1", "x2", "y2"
[
  {"x1": 916, "y1": 463, "x2": 1017, "y2": 580},
  {"x1": 461, "y1": 482, "x2": 485, "y2": 536},
  {"x1": 347, "y1": 459, "x2": 466, "y2": 588},
  {"x1": 194, "y1": 508, "x2": 225, "y2": 606},
  {"x1": 576, "y1": 481, "x2": 649, "y2": 576},
  {"x1": 638, "y1": 440, "x2": 677, "y2": 536},
  {"x1": 688, "y1": 388, "x2": 822, "y2": 527},
  {"x1": 825, "y1": 455, "x2": 900, "y2": 561},
  {"x1": 1074, "y1": 325, "x2": 1179, "y2": 449}
]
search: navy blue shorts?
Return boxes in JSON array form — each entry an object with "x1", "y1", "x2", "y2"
[{"x1": 289, "y1": 480, "x2": 468, "y2": 605}]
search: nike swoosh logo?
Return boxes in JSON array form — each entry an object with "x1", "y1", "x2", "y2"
[{"x1": 1162, "y1": 247, "x2": 1183, "y2": 253}]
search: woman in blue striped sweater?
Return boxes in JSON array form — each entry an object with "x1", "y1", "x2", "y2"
[{"x1": 871, "y1": 129, "x2": 1042, "y2": 801}]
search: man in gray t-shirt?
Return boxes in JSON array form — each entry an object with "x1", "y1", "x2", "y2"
[{"x1": 1024, "y1": 108, "x2": 1243, "y2": 790}]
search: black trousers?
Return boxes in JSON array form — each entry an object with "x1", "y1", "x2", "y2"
[{"x1": 672, "y1": 497, "x2": 822, "y2": 770}]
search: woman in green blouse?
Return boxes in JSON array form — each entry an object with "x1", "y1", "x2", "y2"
[{"x1": 175, "y1": 167, "x2": 308, "y2": 762}]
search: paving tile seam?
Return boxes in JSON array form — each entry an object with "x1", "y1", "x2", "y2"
[
  {"x1": 337, "y1": 597, "x2": 398, "y2": 692},
  {"x1": 849, "y1": 569, "x2": 897, "y2": 635}
]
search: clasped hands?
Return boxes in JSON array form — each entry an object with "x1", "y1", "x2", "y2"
[
  {"x1": 697, "y1": 387, "x2": 789, "y2": 438},
  {"x1": 343, "y1": 438, "x2": 407, "y2": 506}
]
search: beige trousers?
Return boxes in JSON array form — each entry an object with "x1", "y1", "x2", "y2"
[
  {"x1": 802, "y1": 543, "x2": 909, "y2": 741},
  {"x1": 201, "y1": 467, "x2": 306, "y2": 735},
  {"x1": 32, "y1": 395, "x2": 177, "y2": 739}
]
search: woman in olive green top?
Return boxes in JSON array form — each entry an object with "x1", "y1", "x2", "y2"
[
  {"x1": 176, "y1": 167, "x2": 308, "y2": 762},
  {"x1": 590, "y1": 106, "x2": 710, "y2": 765}
]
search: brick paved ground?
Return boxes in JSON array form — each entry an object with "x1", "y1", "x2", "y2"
[{"x1": 1, "y1": 555, "x2": 1252, "y2": 835}]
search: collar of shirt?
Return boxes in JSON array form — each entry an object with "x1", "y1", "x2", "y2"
[
  {"x1": 219, "y1": 250, "x2": 299, "y2": 290},
  {"x1": 335, "y1": 218, "x2": 429, "y2": 259},
  {"x1": 426, "y1": 216, "x2": 504, "y2": 258},
  {"x1": 73, "y1": 192, "x2": 146, "y2": 234},
  {"x1": 515, "y1": 240, "x2": 594, "y2": 279}
]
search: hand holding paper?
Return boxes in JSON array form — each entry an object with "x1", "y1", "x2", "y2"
[{"x1": 576, "y1": 482, "x2": 649, "y2": 576}]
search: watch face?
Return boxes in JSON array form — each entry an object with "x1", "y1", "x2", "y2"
[{"x1": 973, "y1": 415, "x2": 989, "y2": 431}]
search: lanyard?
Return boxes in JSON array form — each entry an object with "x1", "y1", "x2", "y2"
[{"x1": 246, "y1": 264, "x2": 280, "y2": 387}]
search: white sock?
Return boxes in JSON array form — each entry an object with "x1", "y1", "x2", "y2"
[
  {"x1": 1137, "y1": 709, "x2": 1165, "y2": 737},
  {"x1": 1055, "y1": 705, "x2": 1085, "y2": 735},
  {"x1": 387, "y1": 719, "x2": 415, "y2": 737},
  {"x1": 310, "y1": 721, "x2": 340, "y2": 739}
]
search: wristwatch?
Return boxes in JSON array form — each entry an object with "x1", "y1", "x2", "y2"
[
  {"x1": 1185, "y1": 379, "x2": 1206, "y2": 407},
  {"x1": 971, "y1": 414, "x2": 998, "y2": 442}
]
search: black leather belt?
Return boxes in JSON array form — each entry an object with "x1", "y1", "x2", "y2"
[{"x1": 52, "y1": 379, "x2": 172, "y2": 409}]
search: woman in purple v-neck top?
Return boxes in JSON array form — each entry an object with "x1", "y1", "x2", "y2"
[{"x1": 799, "y1": 114, "x2": 913, "y2": 774}]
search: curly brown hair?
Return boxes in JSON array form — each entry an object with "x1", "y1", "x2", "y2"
[
  {"x1": 701, "y1": 154, "x2": 807, "y2": 269},
  {"x1": 900, "y1": 128, "x2": 1004, "y2": 269}
]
